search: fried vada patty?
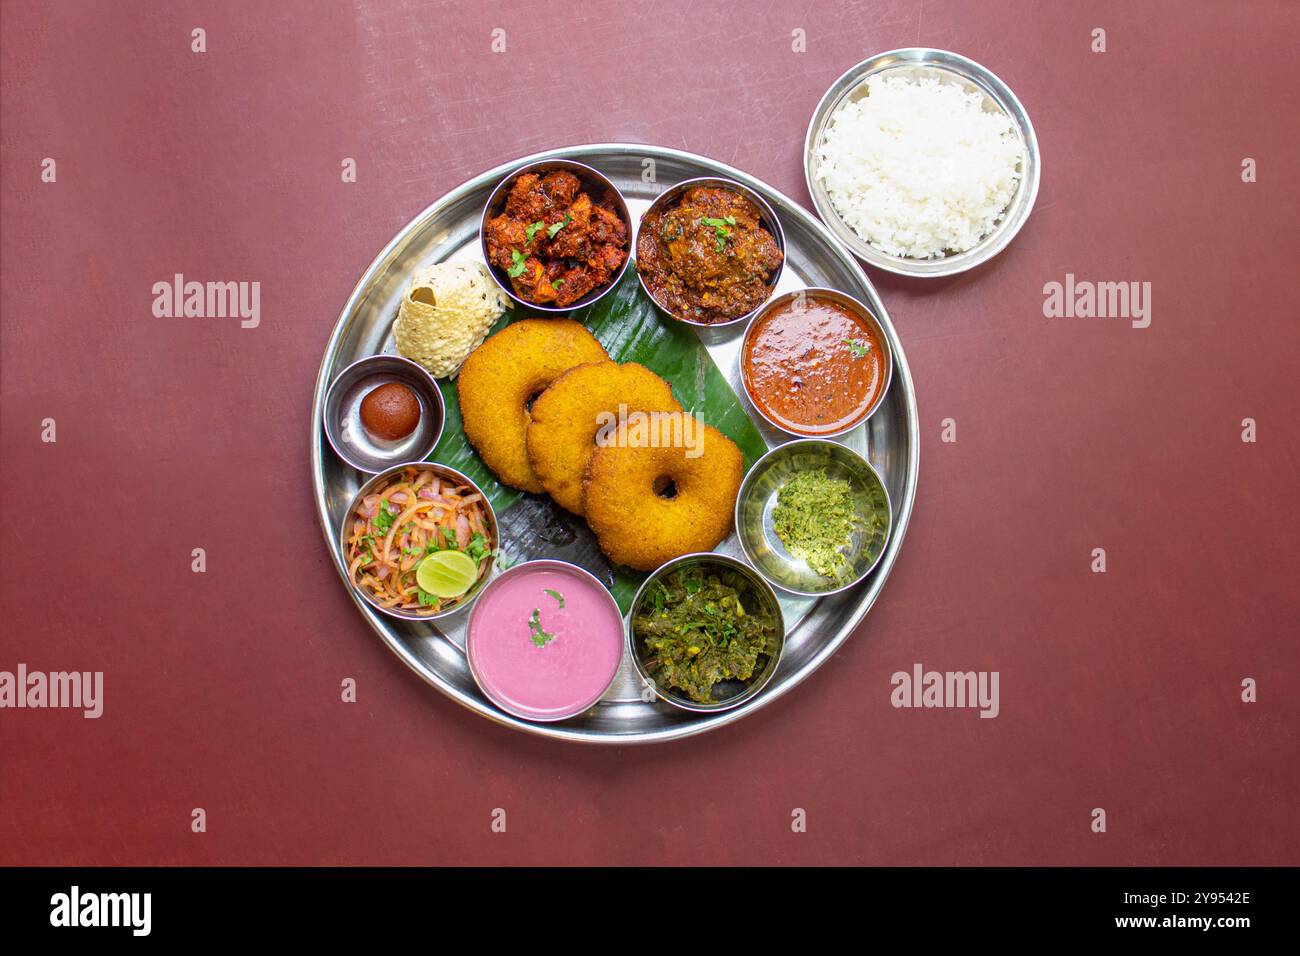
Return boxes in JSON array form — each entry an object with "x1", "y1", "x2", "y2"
[
  {"x1": 583, "y1": 422, "x2": 744, "y2": 571},
  {"x1": 526, "y1": 361, "x2": 682, "y2": 515},
  {"x1": 456, "y1": 319, "x2": 608, "y2": 493}
]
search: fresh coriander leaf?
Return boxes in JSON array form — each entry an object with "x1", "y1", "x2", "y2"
[
  {"x1": 700, "y1": 216, "x2": 732, "y2": 252},
  {"x1": 543, "y1": 588, "x2": 565, "y2": 609},
  {"x1": 525, "y1": 221, "x2": 544, "y2": 243},
  {"x1": 546, "y1": 214, "x2": 571, "y2": 239},
  {"x1": 843, "y1": 338, "x2": 870, "y2": 359},
  {"x1": 528, "y1": 608, "x2": 556, "y2": 648},
  {"x1": 508, "y1": 249, "x2": 527, "y2": 277},
  {"x1": 465, "y1": 533, "x2": 489, "y2": 563}
]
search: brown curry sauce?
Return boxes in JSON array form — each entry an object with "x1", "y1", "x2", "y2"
[
  {"x1": 636, "y1": 186, "x2": 782, "y2": 324},
  {"x1": 742, "y1": 294, "x2": 885, "y2": 435}
]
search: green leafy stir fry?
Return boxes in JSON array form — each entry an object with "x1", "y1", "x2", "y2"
[
  {"x1": 772, "y1": 469, "x2": 864, "y2": 583},
  {"x1": 633, "y1": 567, "x2": 780, "y2": 704}
]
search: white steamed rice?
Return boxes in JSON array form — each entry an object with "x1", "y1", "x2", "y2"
[{"x1": 816, "y1": 74, "x2": 1024, "y2": 259}]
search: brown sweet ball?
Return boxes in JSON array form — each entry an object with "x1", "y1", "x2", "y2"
[{"x1": 360, "y1": 382, "x2": 421, "y2": 441}]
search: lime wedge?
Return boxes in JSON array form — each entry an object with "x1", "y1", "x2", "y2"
[{"x1": 416, "y1": 549, "x2": 478, "y2": 599}]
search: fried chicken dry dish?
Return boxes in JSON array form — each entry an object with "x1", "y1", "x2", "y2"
[{"x1": 484, "y1": 170, "x2": 629, "y2": 308}]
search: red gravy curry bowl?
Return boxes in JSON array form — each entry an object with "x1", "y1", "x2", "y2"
[{"x1": 740, "y1": 288, "x2": 893, "y2": 438}]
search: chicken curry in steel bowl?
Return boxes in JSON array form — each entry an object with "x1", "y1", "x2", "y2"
[
  {"x1": 636, "y1": 177, "x2": 785, "y2": 326},
  {"x1": 481, "y1": 160, "x2": 632, "y2": 310}
]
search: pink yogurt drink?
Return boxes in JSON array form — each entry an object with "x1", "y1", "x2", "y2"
[{"x1": 467, "y1": 561, "x2": 624, "y2": 721}]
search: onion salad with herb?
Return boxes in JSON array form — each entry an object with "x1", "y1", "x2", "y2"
[{"x1": 345, "y1": 466, "x2": 494, "y2": 615}]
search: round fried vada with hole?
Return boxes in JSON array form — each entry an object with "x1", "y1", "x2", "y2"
[
  {"x1": 457, "y1": 319, "x2": 607, "y2": 493},
  {"x1": 526, "y1": 361, "x2": 682, "y2": 515},
  {"x1": 582, "y1": 422, "x2": 744, "y2": 570}
]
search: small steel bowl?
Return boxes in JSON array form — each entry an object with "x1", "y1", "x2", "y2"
[
  {"x1": 804, "y1": 48, "x2": 1041, "y2": 277},
  {"x1": 735, "y1": 439, "x2": 892, "y2": 597},
  {"x1": 627, "y1": 552, "x2": 785, "y2": 712},
  {"x1": 324, "y1": 355, "x2": 445, "y2": 473},
  {"x1": 635, "y1": 176, "x2": 786, "y2": 328},
  {"x1": 337, "y1": 462, "x2": 498, "y2": 622},
  {"x1": 479, "y1": 159, "x2": 632, "y2": 313},
  {"x1": 466, "y1": 559, "x2": 624, "y2": 722},
  {"x1": 740, "y1": 287, "x2": 894, "y2": 439}
]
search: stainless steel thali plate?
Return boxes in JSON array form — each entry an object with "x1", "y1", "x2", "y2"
[{"x1": 310, "y1": 144, "x2": 920, "y2": 743}]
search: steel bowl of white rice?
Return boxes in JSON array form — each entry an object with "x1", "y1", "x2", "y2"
[{"x1": 804, "y1": 48, "x2": 1040, "y2": 277}]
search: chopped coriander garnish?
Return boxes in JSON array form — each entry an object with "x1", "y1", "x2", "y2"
[
  {"x1": 465, "y1": 533, "x2": 490, "y2": 564},
  {"x1": 508, "y1": 249, "x2": 528, "y2": 277},
  {"x1": 546, "y1": 214, "x2": 572, "y2": 239},
  {"x1": 700, "y1": 215, "x2": 736, "y2": 252},
  {"x1": 528, "y1": 608, "x2": 556, "y2": 648},
  {"x1": 373, "y1": 502, "x2": 396, "y2": 534},
  {"x1": 525, "y1": 220, "x2": 545, "y2": 244},
  {"x1": 543, "y1": 588, "x2": 565, "y2": 609},
  {"x1": 843, "y1": 338, "x2": 871, "y2": 359},
  {"x1": 417, "y1": 589, "x2": 439, "y2": 607}
]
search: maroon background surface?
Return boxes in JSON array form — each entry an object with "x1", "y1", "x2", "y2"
[{"x1": 2, "y1": 0, "x2": 1296, "y2": 866}]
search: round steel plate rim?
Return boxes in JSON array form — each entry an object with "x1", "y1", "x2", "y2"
[
  {"x1": 634, "y1": 175, "x2": 787, "y2": 329},
  {"x1": 625, "y1": 551, "x2": 787, "y2": 713},
  {"x1": 803, "y1": 47, "x2": 1042, "y2": 278},
  {"x1": 478, "y1": 158, "x2": 633, "y2": 313},
  {"x1": 310, "y1": 142, "x2": 921, "y2": 744},
  {"x1": 735, "y1": 437, "x2": 895, "y2": 599},
  {"x1": 739, "y1": 286, "x2": 895, "y2": 439}
]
